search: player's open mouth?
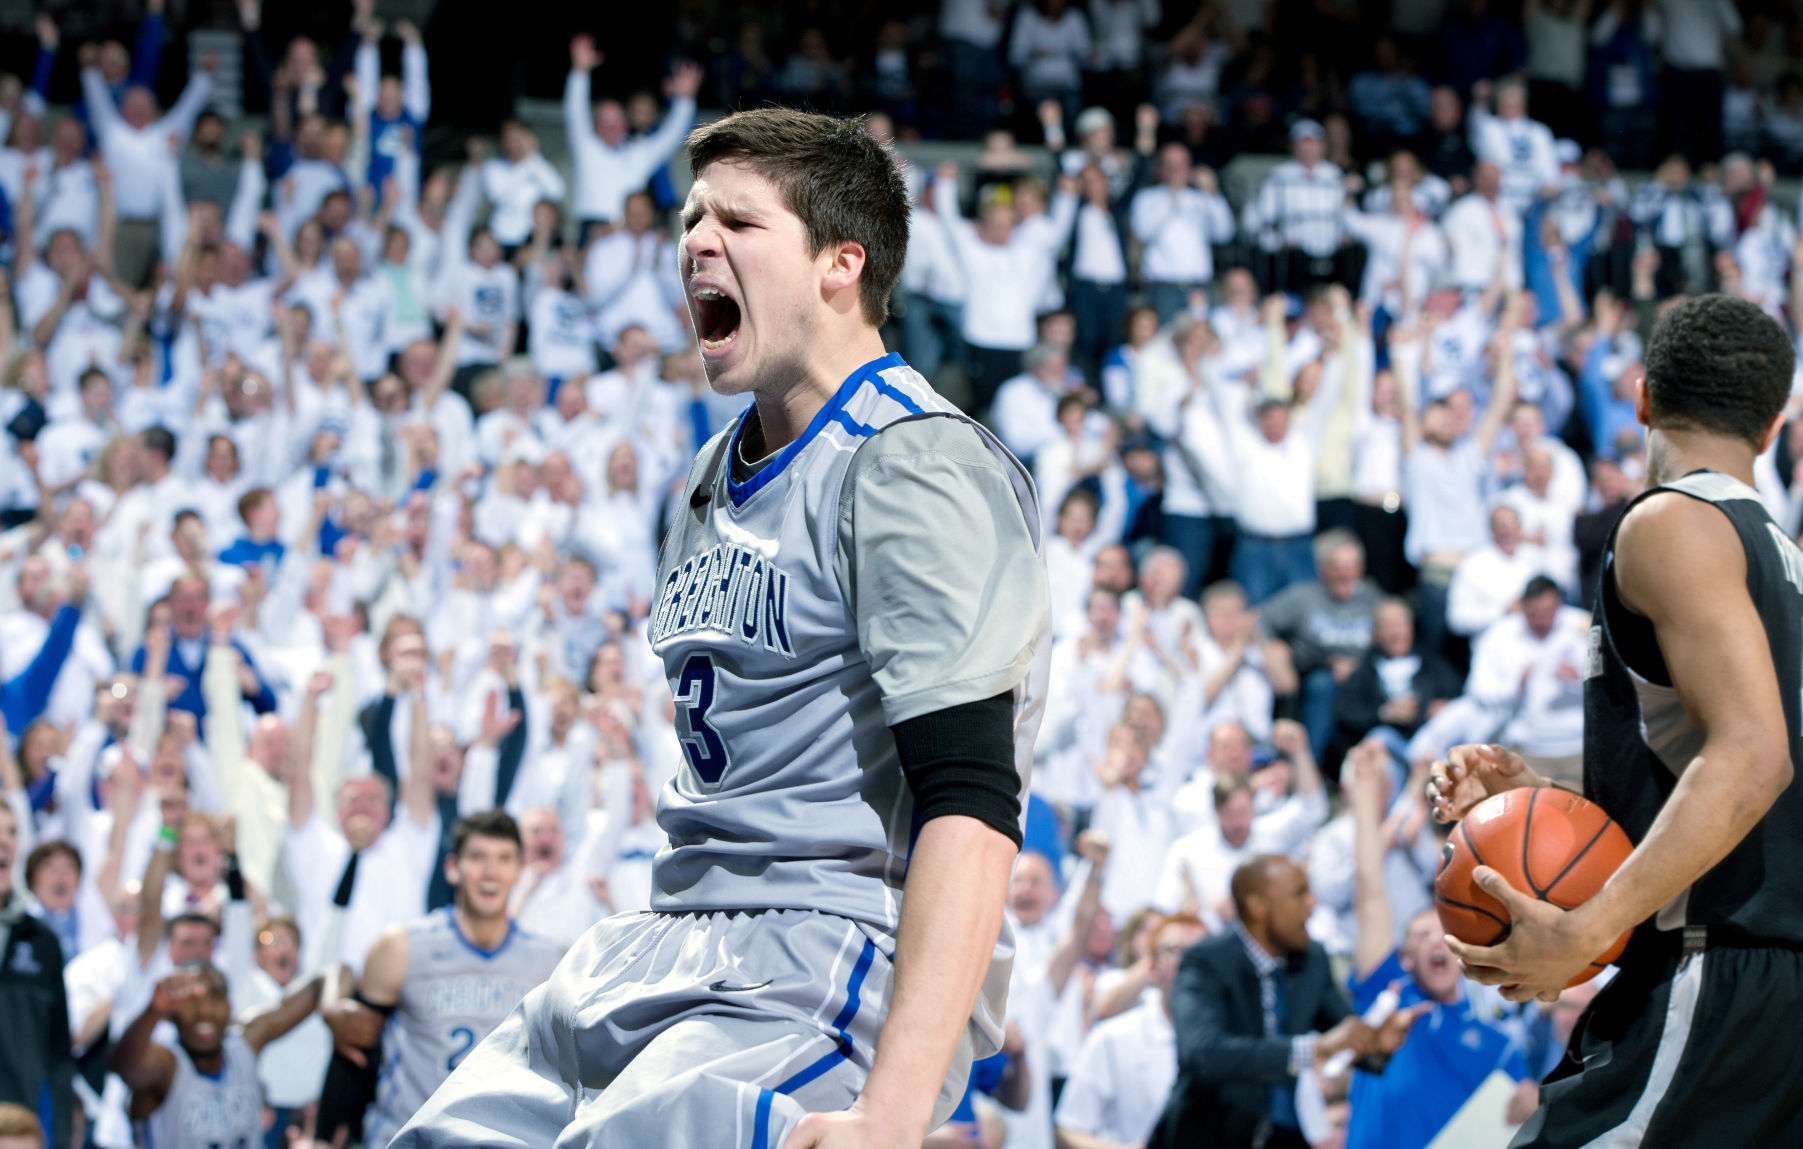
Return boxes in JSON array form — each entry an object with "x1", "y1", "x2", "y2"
[{"x1": 693, "y1": 286, "x2": 742, "y2": 351}]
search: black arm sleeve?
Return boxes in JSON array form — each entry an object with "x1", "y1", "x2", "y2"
[
  {"x1": 890, "y1": 691, "x2": 1022, "y2": 849},
  {"x1": 315, "y1": 995, "x2": 394, "y2": 1144},
  {"x1": 315, "y1": 1042, "x2": 381, "y2": 1145}
]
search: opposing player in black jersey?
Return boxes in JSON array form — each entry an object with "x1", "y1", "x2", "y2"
[{"x1": 1428, "y1": 293, "x2": 1803, "y2": 1146}]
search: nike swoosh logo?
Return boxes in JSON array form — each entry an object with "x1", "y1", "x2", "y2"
[{"x1": 709, "y1": 979, "x2": 773, "y2": 993}]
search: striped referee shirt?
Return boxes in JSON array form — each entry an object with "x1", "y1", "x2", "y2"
[{"x1": 1244, "y1": 160, "x2": 1347, "y2": 257}]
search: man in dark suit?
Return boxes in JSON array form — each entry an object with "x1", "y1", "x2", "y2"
[{"x1": 1150, "y1": 854, "x2": 1427, "y2": 1148}]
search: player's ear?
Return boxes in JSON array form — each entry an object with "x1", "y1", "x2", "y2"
[
  {"x1": 1632, "y1": 369, "x2": 1651, "y2": 429},
  {"x1": 443, "y1": 852, "x2": 460, "y2": 888},
  {"x1": 819, "y1": 239, "x2": 867, "y2": 301}
]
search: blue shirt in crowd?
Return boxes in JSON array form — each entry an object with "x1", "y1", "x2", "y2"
[{"x1": 1345, "y1": 952, "x2": 1530, "y2": 1149}]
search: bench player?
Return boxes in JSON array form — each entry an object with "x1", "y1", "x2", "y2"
[
  {"x1": 1429, "y1": 293, "x2": 1803, "y2": 1145},
  {"x1": 395, "y1": 107, "x2": 1049, "y2": 1148},
  {"x1": 330, "y1": 810, "x2": 563, "y2": 1148}
]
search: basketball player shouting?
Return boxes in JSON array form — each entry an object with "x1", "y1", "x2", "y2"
[
  {"x1": 395, "y1": 108, "x2": 1048, "y2": 1148},
  {"x1": 1429, "y1": 294, "x2": 1803, "y2": 1145}
]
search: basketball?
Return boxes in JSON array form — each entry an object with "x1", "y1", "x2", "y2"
[{"x1": 1435, "y1": 787, "x2": 1634, "y2": 986}]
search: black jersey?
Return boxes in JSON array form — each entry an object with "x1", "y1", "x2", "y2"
[{"x1": 1584, "y1": 470, "x2": 1803, "y2": 946}]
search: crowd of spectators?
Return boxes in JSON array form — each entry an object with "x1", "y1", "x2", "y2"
[{"x1": 1, "y1": 1, "x2": 1802, "y2": 1148}]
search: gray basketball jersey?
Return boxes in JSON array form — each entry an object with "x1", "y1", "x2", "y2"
[
  {"x1": 364, "y1": 911, "x2": 563, "y2": 1149},
  {"x1": 647, "y1": 351, "x2": 1050, "y2": 1041},
  {"x1": 141, "y1": 1031, "x2": 263, "y2": 1149}
]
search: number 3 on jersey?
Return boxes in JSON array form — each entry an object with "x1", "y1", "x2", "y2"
[{"x1": 675, "y1": 654, "x2": 731, "y2": 785}]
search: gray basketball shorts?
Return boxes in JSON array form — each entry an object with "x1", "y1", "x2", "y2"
[{"x1": 388, "y1": 907, "x2": 977, "y2": 1148}]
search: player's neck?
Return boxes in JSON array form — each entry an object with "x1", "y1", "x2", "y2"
[
  {"x1": 1646, "y1": 428, "x2": 1756, "y2": 490},
  {"x1": 453, "y1": 904, "x2": 511, "y2": 951},
  {"x1": 749, "y1": 327, "x2": 890, "y2": 455},
  {"x1": 183, "y1": 1043, "x2": 224, "y2": 1076}
]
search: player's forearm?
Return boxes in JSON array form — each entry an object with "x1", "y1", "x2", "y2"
[
  {"x1": 860, "y1": 815, "x2": 1016, "y2": 1140},
  {"x1": 1580, "y1": 737, "x2": 1790, "y2": 944},
  {"x1": 248, "y1": 972, "x2": 325, "y2": 1051},
  {"x1": 110, "y1": 1003, "x2": 168, "y2": 1086}
]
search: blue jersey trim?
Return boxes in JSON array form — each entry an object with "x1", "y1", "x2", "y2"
[
  {"x1": 774, "y1": 1047, "x2": 842, "y2": 1096},
  {"x1": 751, "y1": 1088, "x2": 775, "y2": 1149},
  {"x1": 828, "y1": 938, "x2": 877, "y2": 1045},
  {"x1": 773, "y1": 937, "x2": 879, "y2": 1096},
  {"x1": 725, "y1": 352, "x2": 906, "y2": 507},
  {"x1": 832, "y1": 410, "x2": 877, "y2": 438},
  {"x1": 866, "y1": 370, "x2": 925, "y2": 415},
  {"x1": 444, "y1": 908, "x2": 517, "y2": 961}
]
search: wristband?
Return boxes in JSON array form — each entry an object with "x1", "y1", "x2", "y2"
[
  {"x1": 154, "y1": 824, "x2": 178, "y2": 853},
  {"x1": 351, "y1": 991, "x2": 397, "y2": 1019}
]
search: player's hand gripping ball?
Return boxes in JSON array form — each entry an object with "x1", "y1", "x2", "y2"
[{"x1": 1435, "y1": 787, "x2": 1633, "y2": 986}]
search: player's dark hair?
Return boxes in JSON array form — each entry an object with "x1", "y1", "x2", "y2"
[
  {"x1": 451, "y1": 809, "x2": 523, "y2": 858},
  {"x1": 1522, "y1": 574, "x2": 1563, "y2": 602},
  {"x1": 686, "y1": 107, "x2": 910, "y2": 325},
  {"x1": 1644, "y1": 294, "x2": 1795, "y2": 447}
]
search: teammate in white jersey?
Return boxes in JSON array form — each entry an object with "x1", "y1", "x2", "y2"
[
  {"x1": 397, "y1": 108, "x2": 1049, "y2": 1149},
  {"x1": 111, "y1": 963, "x2": 323, "y2": 1149},
  {"x1": 323, "y1": 810, "x2": 562, "y2": 1149}
]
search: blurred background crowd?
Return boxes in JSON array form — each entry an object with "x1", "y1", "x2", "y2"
[{"x1": 0, "y1": 0, "x2": 1800, "y2": 1147}]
